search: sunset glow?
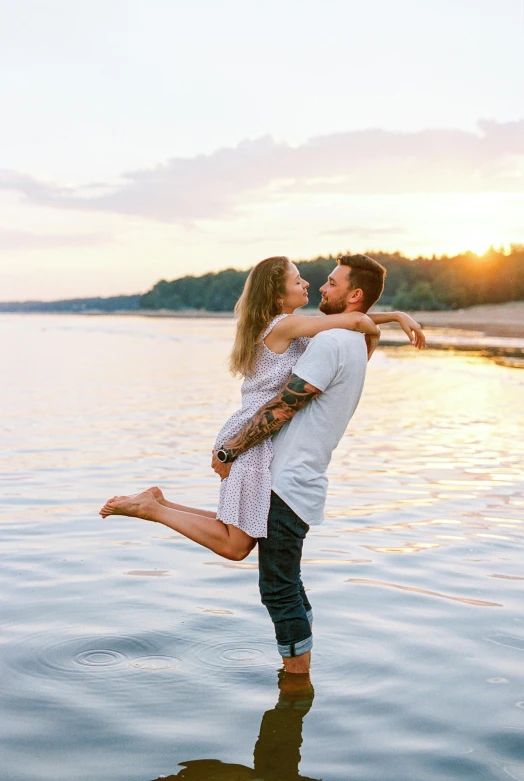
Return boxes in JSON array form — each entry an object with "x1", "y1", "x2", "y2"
[{"x1": 0, "y1": 0, "x2": 523, "y2": 301}]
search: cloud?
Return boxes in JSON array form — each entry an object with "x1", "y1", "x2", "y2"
[
  {"x1": 322, "y1": 225, "x2": 407, "y2": 238},
  {"x1": 0, "y1": 229, "x2": 112, "y2": 251},
  {"x1": 1, "y1": 120, "x2": 523, "y2": 224},
  {"x1": 218, "y1": 234, "x2": 292, "y2": 245}
]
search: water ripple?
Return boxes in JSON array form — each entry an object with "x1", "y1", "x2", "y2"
[
  {"x1": 0, "y1": 630, "x2": 190, "y2": 681},
  {"x1": 484, "y1": 634, "x2": 524, "y2": 651},
  {"x1": 504, "y1": 767, "x2": 524, "y2": 781},
  {"x1": 192, "y1": 637, "x2": 278, "y2": 670},
  {"x1": 346, "y1": 578, "x2": 503, "y2": 606}
]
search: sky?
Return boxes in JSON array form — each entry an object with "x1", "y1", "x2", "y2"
[{"x1": 1, "y1": 0, "x2": 523, "y2": 301}]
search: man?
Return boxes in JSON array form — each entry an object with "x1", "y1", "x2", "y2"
[{"x1": 211, "y1": 254, "x2": 389, "y2": 674}]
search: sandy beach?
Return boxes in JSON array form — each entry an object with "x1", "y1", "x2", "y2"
[{"x1": 404, "y1": 301, "x2": 524, "y2": 338}]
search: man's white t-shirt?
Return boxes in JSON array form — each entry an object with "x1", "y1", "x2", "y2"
[{"x1": 270, "y1": 329, "x2": 367, "y2": 525}]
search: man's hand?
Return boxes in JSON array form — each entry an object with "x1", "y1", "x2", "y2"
[
  {"x1": 211, "y1": 450, "x2": 232, "y2": 480},
  {"x1": 396, "y1": 313, "x2": 426, "y2": 349},
  {"x1": 365, "y1": 328, "x2": 381, "y2": 361}
]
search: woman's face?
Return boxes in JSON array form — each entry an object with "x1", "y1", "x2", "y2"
[{"x1": 280, "y1": 262, "x2": 309, "y2": 312}]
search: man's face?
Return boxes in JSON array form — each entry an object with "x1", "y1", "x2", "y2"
[{"x1": 319, "y1": 265, "x2": 353, "y2": 314}]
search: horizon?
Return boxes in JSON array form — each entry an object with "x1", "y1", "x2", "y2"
[
  {"x1": 1, "y1": 0, "x2": 523, "y2": 301},
  {"x1": 1, "y1": 244, "x2": 521, "y2": 305}
]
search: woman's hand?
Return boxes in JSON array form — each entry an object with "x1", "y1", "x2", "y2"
[
  {"x1": 211, "y1": 450, "x2": 232, "y2": 480},
  {"x1": 396, "y1": 313, "x2": 426, "y2": 349}
]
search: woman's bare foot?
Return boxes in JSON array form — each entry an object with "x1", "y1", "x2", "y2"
[
  {"x1": 99, "y1": 494, "x2": 128, "y2": 516},
  {"x1": 146, "y1": 486, "x2": 166, "y2": 505},
  {"x1": 99, "y1": 487, "x2": 164, "y2": 514},
  {"x1": 99, "y1": 490, "x2": 158, "y2": 520}
]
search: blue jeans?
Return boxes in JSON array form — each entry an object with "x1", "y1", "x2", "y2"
[{"x1": 258, "y1": 492, "x2": 313, "y2": 658}]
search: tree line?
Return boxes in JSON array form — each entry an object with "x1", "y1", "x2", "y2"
[
  {"x1": 1, "y1": 247, "x2": 522, "y2": 313},
  {"x1": 140, "y1": 246, "x2": 524, "y2": 312},
  {"x1": 0, "y1": 294, "x2": 141, "y2": 313}
]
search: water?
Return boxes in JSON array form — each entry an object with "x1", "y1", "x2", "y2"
[{"x1": 1, "y1": 313, "x2": 524, "y2": 781}]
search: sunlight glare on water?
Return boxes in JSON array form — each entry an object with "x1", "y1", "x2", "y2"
[{"x1": 1, "y1": 314, "x2": 524, "y2": 781}]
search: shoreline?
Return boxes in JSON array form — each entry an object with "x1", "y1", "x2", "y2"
[
  {"x1": 3, "y1": 304, "x2": 524, "y2": 363},
  {"x1": 407, "y1": 301, "x2": 524, "y2": 339},
  {"x1": 4, "y1": 301, "x2": 524, "y2": 337}
]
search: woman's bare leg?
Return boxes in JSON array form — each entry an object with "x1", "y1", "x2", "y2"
[
  {"x1": 146, "y1": 486, "x2": 217, "y2": 519},
  {"x1": 99, "y1": 491, "x2": 256, "y2": 561}
]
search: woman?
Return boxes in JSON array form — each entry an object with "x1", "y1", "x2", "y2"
[{"x1": 100, "y1": 256, "x2": 423, "y2": 560}]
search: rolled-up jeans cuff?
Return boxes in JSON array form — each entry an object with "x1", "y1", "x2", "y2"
[
  {"x1": 277, "y1": 633, "x2": 313, "y2": 658},
  {"x1": 306, "y1": 609, "x2": 313, "y2": 625}
]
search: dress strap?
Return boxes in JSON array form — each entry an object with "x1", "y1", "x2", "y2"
[{"x1": 262, "y1": 313, "x2": 289, "y2": 340}]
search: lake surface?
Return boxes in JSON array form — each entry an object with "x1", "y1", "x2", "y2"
[{"x1": 1, "y1": 313, "x2": 524, "y2": 781}]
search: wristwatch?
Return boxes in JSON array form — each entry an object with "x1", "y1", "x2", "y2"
[{"x1": 216, "y1": 448, "x2": 233, "y2": 463}]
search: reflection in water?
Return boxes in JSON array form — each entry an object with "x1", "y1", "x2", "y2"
[
  {"x1": 149, "y1": 672, "x2": 318, "y2": 781},
  {"x1": 491, "y1": 574, "x2": 524, "y2": 581},
  {"x1": 346, "y1": 578, "x2": 503, "y2": 606}
]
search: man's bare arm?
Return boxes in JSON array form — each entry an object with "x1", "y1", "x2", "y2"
[
  {"x1": 217, "y1": 374, "x2": 321, "y2": 463},
  {"x1": 365, "y1": 329, "x2": 381, "y2": 360}
]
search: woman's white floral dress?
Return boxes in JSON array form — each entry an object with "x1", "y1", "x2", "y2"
[{"x1": 214, "y1": 314, "x2": 309, "y2": 538}]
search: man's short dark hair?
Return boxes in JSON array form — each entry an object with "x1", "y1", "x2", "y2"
[{"x1": 337, "y1": 254, "x2": 387, "y2": 312}]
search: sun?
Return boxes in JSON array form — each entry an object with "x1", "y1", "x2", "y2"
[
  {"x1": 454, "y1": 235, "x2": 494, "y2": 256},
  {"x1": 468, "y1": 244, "x2": 490, "y2": 256}
]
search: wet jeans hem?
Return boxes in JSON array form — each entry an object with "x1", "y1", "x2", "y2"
[{"x1": 277, "y1": 633, "x2": 313, "y2": 658}]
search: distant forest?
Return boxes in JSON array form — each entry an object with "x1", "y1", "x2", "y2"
[
  {"x1": 1, "y1": 247, "x2": 523, "y2": 313},
  {"x1": 140, "y1": 246, "x2": 524, "y2": 312},
  {"x1": 0, "y1": 294, "x2": 142, "y2": 313}
]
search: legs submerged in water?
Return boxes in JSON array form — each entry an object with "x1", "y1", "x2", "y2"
[
  {"x1": 259, "y1": 493, "x2": 313, "y2": 674},
  {"x1": 99, "y1": 490, "x2": 256, "y2": 562}
]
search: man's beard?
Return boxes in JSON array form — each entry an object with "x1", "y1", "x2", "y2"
[{"x1": 319, "y1": 296, "x2": 347, "y2": 315}]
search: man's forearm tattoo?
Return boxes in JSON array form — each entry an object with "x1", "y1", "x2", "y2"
[{"x1": 223, "y1": 374, "x2": 321, "y2": 460}]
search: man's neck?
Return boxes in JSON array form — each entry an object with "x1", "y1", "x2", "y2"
[{"x1": 342, "y1": 303, "x2": 365, "y2": 315}]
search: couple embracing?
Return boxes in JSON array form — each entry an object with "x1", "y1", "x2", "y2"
[{"x1": 101, "y1": 254, "x2": 425, "y2": 674}]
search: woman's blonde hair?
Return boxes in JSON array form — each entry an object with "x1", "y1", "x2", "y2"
[{"x1": 229, "y1": 256, "x2": 290, "y2": 377}]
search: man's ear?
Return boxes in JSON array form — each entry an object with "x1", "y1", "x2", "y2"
[{"x1": 348, "y1": 287, "x2": 364, "y2": 305}]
